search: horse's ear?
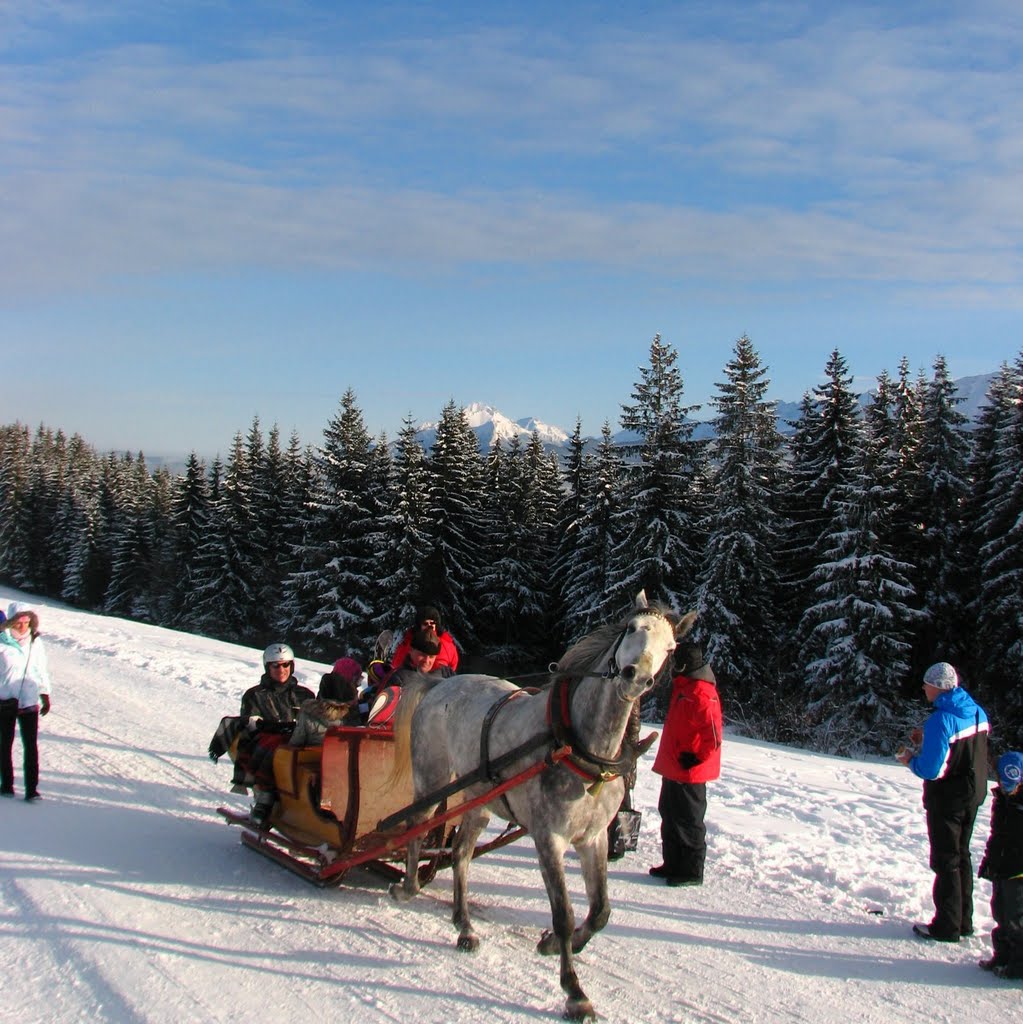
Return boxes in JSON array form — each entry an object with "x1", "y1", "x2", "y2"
[
  {"x1": 675, "y1": 611, "x2": 697, "y2": 639},
  {"x1": 634, "y1": 589, "x2": 649, "y2": 610}
]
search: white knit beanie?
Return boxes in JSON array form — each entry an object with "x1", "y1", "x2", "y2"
[{"x1": 923, "y1": 662, "x2": 958, "y2": 690}]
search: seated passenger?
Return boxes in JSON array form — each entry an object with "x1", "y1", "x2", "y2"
[
  {"x1": 237, "y1": 643, "x2": 314, "y2": 825},
  {"x1": 388, "y1": 626, "x2": 443, "y2": 687},
  {"x1": 388, "y1": 606, "x2": 459, "y2": 676},
  {"x1": 317, "y1": 656, "x2": 364, "y2": 702},
  {"x1": 364, "y1": 628, "x2": 443, "y2": 727}
]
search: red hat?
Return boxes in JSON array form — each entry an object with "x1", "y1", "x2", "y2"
[{"x1": 332, "y1": 657, "x2": 363, "y2": 682}]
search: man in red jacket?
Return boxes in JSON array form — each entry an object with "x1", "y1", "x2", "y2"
[{"x1": 650, "y1": 643, "x2": 722, "y2": 887}]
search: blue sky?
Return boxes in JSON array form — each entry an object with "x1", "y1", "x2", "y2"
[{"x1": 3, "y1": 0, "x2": 1022, "y2": 458}]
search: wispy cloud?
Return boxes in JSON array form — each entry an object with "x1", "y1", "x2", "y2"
[{"x1": 3, "y1": 1, "x2": 1023, "y2": 304}]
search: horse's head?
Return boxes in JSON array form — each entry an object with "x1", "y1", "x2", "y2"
[{"x1": 610, "y1": 593, "x2": 697, "y2": 700}]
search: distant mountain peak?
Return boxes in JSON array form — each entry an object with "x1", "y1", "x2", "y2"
[{"x1": 418, "y1": 402, "x2": 570, "y2": 453}]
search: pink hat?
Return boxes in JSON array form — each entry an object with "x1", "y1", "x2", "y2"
[{"x1": 332, "y1": 657, "x2": 363, "y2": 682}]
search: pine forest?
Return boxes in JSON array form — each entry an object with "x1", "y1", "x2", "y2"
[{"x1": 3, "y1": 335, "x2": 1022, "y2": 758}]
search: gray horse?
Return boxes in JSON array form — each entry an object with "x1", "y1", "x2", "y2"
[{"x1": 389, "y1": 592, "x2": 695, "y2": 1020}]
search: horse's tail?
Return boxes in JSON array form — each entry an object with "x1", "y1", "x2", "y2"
[{"x1": 385, "y1": 677, "x2": 432, "y2": 791}]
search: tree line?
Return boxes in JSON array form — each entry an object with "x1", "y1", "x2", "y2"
[{"x1": 2, "y1": 335, "x2": 1021, "y2": 758}]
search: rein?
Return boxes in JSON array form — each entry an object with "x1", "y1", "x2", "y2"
[{"x1": 546, "y1": 675, "x2": 639, "y2": 791}]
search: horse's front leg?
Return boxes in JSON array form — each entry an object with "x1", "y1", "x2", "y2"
[
  {"x1": 450, "y1": 807, "x2": 490, "y2": 952},
  {"x1": 533, "y1": 832, "x2": 595, "y2": 1021},
  {"x1": 569, "y1": 831, "x2": 611, "y2": 954}
]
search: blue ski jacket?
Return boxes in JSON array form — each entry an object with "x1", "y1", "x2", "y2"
[{"x1": 909, "y1": 686, "x2": 989, "y2": 812}]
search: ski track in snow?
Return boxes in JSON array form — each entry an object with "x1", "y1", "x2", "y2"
[{"x1": 1, "y1": 590, "x2": 1021, "y2": 1023}]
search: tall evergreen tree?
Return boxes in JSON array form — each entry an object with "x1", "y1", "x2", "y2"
[
  {"x1": 282, "y1": 389, "x2": 379, "y2": 657},
  {"x1": 560, "y1": 422, "x2": 628, "y2": 641},
  {"x1": 781, "y1": 349, "x2": 864, "y2": 671},
  {"x1": 170, "y1": 452, "x2": 211, "y2": 622},
  {"x1": 696, "y1": 335, "x2": 785, "y2": 715},
  {"x1": 372, "y1": 416, "x2": 433, "y2": 637},
  {"x1": 614, "y1": 334, "x2": 705, "y2": 612},
  {"x1": 972, "y1": 352, "x2": 1023, "y2": 743},
  {"x1": 421, "y1": 400, "x2": 486, "y2": 649},
  {"x1": 913, "y1": 356, "x2": 972, "y2": 667},
  {"x1": 796, "y1": 399, "x2": 919, "y2": 755},
  {"x1": 103, "y1": 453, "x2": 158, "y2": 620}
]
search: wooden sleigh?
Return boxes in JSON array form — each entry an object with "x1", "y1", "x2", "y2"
[{"x1": 217, "y1": 724, "x2": 571, "y2": 888}]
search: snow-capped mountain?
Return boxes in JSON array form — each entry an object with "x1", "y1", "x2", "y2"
[{"x1": 416, "y1": 401, "x2": 570, "y2": 454}]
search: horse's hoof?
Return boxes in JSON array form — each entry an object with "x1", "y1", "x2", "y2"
[
  {"x1": 536, "y1": 929, "x2": 559, "y2": 956},
  {"x1": 389, "y1": 882, "x2": 414, "y2": 903},
  {"x1": 456, "y1": 934, "x2": 479, "y2": 953},
  {"x1": 563, "y1": 998, "x2": 596, "y2": 1020}
]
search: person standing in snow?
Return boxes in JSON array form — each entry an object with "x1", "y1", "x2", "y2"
[
  {"x1": 649, "y1": 642, "x2": 722, "y2": 887},
  {"x1": 898, "y1": 661, "x2": 989, "y2": 942},
  {"x1": 977, "y1": 751, "x2": 1023, "y2": 979},
  {"x1": 0, "y1": 601, "x2": 53, "y2": 802}
]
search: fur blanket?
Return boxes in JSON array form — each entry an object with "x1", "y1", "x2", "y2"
[{"x1": 288, "y1": 698, "x2": 353, "y2": 748}]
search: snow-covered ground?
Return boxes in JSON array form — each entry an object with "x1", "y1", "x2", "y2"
[{"x1": 1, "y1": 587, "x2": 1018, "y2": 1023}]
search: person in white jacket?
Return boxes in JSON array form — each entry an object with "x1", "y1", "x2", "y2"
[{"x1": 0, "y1": 601, "x2": 53, "y2": 801}]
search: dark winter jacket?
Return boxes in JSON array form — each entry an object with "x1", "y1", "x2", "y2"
[
  {"x1": 979, "y1": 786, "x2": 1023, "y2": 881},
  {"x1": 652, "y1": 665, "x2": 722, "y2": 785},
  {"x1": 908, "y1": 686, "x2": 989, "y2": 812},
  {"x1": 239, "y1": 674, "x2": 315, "y2": 725}
]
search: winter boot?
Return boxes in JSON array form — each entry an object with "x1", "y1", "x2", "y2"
[{"x1": 250, "y1": 790, "x2": 276, "y2": 826}]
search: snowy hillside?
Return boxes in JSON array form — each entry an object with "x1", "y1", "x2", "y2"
[{"x1": 1, "y1": 585, "x2": 1019, "y2": 1024}]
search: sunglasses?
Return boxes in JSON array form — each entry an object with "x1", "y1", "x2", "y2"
[{"x1": 268, "y1": 661, "x2": 294, "y2": 671}]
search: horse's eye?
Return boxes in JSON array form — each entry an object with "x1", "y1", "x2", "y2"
[{"x1": 627, "y1": 623, "x2": 637, "y2": 633}]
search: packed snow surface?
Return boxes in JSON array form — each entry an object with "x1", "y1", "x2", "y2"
[{"x1": 0, "y1": 588, "x2": 1018, "y2": 1023}]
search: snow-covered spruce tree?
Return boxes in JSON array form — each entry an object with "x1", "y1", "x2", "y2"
[
  {"x1": 14, "y1": 427, "x2": 70, "y2": 596},
  {"x1": 103, "y1": 453, "x2": 161, "y2": 621},
  {"x1": 972, "y1": 352, "x2": 1023, "y2": 744},
  {"x1": 614, "y1": 333, "x2": 706, "y2": 619},
  {"x1": 0, "y1": 423, "x2": 32, "y2": 580},
  {"x1": 168, "y1": 452, "x2": 211, "y2": 625},
  {"x1": 559, "y1": 422, "x2": 629, "y2": 644},
  {"x1": 246, "y1": 420, "x2": 314, "y2": 642},
  {"x1": 189, "y1": 433, "x2": 262, "y2": 642},
  {"x1": 421, "y1": 400, "x2": 486, "y2": 651},
  {"x1": 371, "y1": 415, "x2": 435, "y2": 644},
  {"x1": 477, "y1": 432, "x2": 562, "y2": 670},
  {"x1": 549, "y1": 418, "x2": 590, "y2": 650},
  {"x1": 695, "y1": 334, "x2": 786, "y2": 724},
  {"x1": 779, "y1": 350, "x2": 864, "y2": 673},
  {"x1": 58, "y1": 435, "x2": 105, "y2": 608},
  {"x1": 240, "y1": 417, "x2": 273, "y2": 639},
  {"x1": 886, "y1": 358, "x2": 927, "y2": 591},
  {"x1": 912, "y1": 355, "x2": 972, "y2": 668},
  {"x1": 795, "y1": 411, "x2": 920, "y2": 756},
  {"x1": 281, "y1": 389, "x2": 381, "y2": 659}
]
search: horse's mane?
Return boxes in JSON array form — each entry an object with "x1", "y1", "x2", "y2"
[{"x1": 555, "y1": 603, "x2": 680, "y2": 676}]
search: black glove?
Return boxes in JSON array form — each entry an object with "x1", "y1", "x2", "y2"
[
  {"x1": 40, "y1": 694, "x2": 51, "y2": 716},
  {"x1": 678, "y1": 751, "x2": 701, "y2": 769}
]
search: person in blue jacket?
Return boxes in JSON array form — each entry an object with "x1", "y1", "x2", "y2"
[{"x1": 898, "y1": 661, "x2": 990, "y2": 942}]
